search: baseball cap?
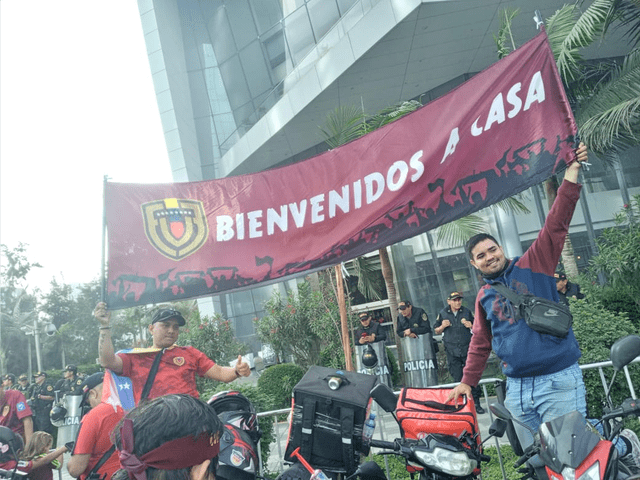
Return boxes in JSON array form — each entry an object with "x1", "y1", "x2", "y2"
[
  {"x1": 448, "y1": 291, "x2": 464, "y2": 300},
  {"x1": 35, "y1": 371, "x2": 47, "y2": 378},
  {"x1": 151, "y1": 308, "x2": 186, "y2": 326},
  {"x1": 64, "y1": 364, "x2": 77, "y2": 373},
  {"x1": 80, "y1": 372, "x2": 104, "y2": 406},
  {"x1": 18, "y1": 374, "x2": 27, "y2": 381},
  {"x1": 3, "y1": 374, "x2": 15, "y2": 383},
  {"x1": 554, "y1": 271, "x2": 567, "y2": 280}
]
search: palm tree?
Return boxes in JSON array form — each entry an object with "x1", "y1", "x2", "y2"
[{"x1": 495, "y1": 2, "x2": 640, "y2": 276}]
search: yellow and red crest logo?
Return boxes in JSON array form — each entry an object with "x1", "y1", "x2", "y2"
[
  {"x1": 173, "y1": 357, "x2": 185, "y2": 367},
  {"x1": 141, "y1": 198, "x2": 209, "y2": 261}
]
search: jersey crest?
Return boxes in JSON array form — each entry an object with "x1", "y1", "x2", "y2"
[{"x1": 173, "y1": 357, "x2": 185, "y2": 366}]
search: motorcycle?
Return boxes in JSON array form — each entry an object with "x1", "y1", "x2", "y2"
[
  {"x1": 207, "y1": 390, "x2": 264, "y2": 480},
  {"x1": 489, "y1": 334, "x2": 640, "y2": 480},
  {"x1": 351, "y1": 382, "x2": 504, "y2": 480}
]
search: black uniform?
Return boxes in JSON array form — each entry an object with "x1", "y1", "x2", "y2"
[
  {"x1": 396, "y1": 307, "x2": 432, "y2": 338},
  {"x1": 16, "y1": 382, "x2": 32, "y2": 396},
  {"x1": 56, "y1": 376, "x2": 84, "y2": 396},
  {"x1": 354, "y1": 321, "x2": 386, "y2": 344},
  {"x1": 558, "y1": 282, "x2": 585, "y2": 306},
  {"x1": 30, "y1": 381, "x2": 55, "y2": 434},
  {"x1": 434, "y1": 305, "x2": 481, "y2": 403}
]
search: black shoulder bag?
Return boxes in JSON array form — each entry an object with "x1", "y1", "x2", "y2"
[
  {"x1": 85, "y1": 348, "x2": 165, "y2": 480},
  {"x1": 492, "y1": 283, "x2": 573, "y2": 338}
]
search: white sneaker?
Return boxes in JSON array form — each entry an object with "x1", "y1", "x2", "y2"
[{"x1": 620, "y1": 429, "x2": 640, "y2": 474}]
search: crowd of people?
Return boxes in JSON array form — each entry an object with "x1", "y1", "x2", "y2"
[{"x1": 1, "y1": 307, "x2": 252, "y2": 480}]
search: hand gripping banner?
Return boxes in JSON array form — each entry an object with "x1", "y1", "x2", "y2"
[{"x1": 105, "y1": 31, "x2": 577, "y2": 309}]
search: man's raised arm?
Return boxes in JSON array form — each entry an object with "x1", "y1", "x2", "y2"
[
  {"x1": 564, "y1": 142, "x2": 588, "y2": 184},
  {"x1": 94, "y1": 302, "x2": 123, "y2": 374}
]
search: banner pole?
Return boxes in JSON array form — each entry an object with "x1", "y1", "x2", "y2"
[
  {"x1": 335, "y1": 264, "x2": 353, "y2": 371},
  {"x1": 101, "y1": 175, "x2": 108, "y2": 303}
]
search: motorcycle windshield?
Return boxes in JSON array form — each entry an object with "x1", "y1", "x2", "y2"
[{"x1": 539, "y1": 411, "x2": 602, "y2": 471}]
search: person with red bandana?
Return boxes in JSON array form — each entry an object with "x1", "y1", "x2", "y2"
[
  {"x1": 111, "y1": 394, "x2": 224, "y2": 480},
  {"x1": 94, "y1": 303, "x2": 251, "y2": 405}
]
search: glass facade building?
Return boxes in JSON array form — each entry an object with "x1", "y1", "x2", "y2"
[{"x1": 137, "y1": 0, "x2": 639, "y2": 353}]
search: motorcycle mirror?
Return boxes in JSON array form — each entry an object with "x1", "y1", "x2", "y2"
[
  {"x1": 370, "y1": 383, "x2": 397, "y2": 413},
  {"x1": 610, "y1": 335, "x2": 640, "y2": 371},
  {"x1": 490, "y1": 403, "x2": 538, "y2": 437},
  {"x1": 488, "y1": 419, "x2": 508, "y2": 438},
  {"x1": 489, "y1": 403, "x2": 513, "y2": 421},
  {"x1": 346, "y1": 461, "x2": 387, "y2": 480}
]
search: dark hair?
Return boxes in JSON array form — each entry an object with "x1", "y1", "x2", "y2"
[
  {"x1": 465, "y1": 233, "x2": 500, "y2": 260},
  {"x1": 113, "y1": 394, "x2": 223, "y2": 480}
]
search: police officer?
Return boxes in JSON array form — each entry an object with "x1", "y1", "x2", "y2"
[
  {"x1": 16, "y1": 375, "x2": 31, "y2": 397},
  {"x1": 396, "y1": 300, "x2": 432, "y2": 338},
  {"x1": 2, "y1": 374, "x2": 17, "y2": 390},
  {"x1": 30, "y1": 371, "x2": 55, "y2": 434},
  {"x1": 355, "y1": 311, "x2": 386, "y2": 345},
  {"x1": 434, "y1": 292, "x2": 484, "y2": 414},
  {"x1": 56, "y1": 365, "x2": 83, "y2": 396}
]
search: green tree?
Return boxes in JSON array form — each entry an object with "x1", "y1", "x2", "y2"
[
  {"x1": 39, "y1": 279, "x2": 75, "y2": 369},
  {"x1": 39, "y1": 279, "x2": 105, "y2": 368},
  {"x1": 584, "y1": 194, "x2": 640, "y2": 326},
  {"x1": 571, "y1": 298, "x2": 639, "y2": 417},
  {"x1": 0, "y1": 243, "x2": 42, "y2": 375},
  {"x1": 178, "y1": 309, "x2": 246, "y2": 366},
  {"x1": 256, "y1": 279, "x2": 346, "y2": 369}
]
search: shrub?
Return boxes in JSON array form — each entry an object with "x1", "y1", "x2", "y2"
[
  {"x1": 257, "y1": 363, "x2": 305, "y2": 410},
  {"x1": 582, "y1": 284, "x2": 640, "y2": 331},
  {"x1": 571, "y1": 298, "x2": 640, "y2": 417},
  {"x1": 385, "y1": 347, "x2": 401, "y2": 387}
]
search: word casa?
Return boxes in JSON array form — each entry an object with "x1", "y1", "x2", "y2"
[{"x1": 441, "y1": 70, "x2": 546, "y2": 164}]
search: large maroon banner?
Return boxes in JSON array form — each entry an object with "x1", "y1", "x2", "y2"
[{"x1": 106, "y1": 31, "x2": 577, "y2": 309}]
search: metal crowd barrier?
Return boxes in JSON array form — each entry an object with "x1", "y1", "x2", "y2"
[{"x1": 256, "y1": 357, "x2": 640, "y2": 479}]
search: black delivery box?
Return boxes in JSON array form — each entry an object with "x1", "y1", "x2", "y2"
[{"x1": 284, "y1": 366, "x2": 377, "y2": 474}]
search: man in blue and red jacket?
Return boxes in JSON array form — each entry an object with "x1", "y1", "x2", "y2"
[{"x1": 448, "y1": 143, "x2": 588, "y2": 447}]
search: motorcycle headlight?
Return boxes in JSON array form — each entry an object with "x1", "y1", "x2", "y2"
[
  {"x1": 413, "y1": 447, "x2": 477, "y2": 477},
  {"x1": 557, "y1": 461, "x2": 600, "y2": 480}
]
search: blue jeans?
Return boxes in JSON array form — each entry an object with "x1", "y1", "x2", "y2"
[{"x1": 504, "y1": 363, "x2": 587, "y2": 448}]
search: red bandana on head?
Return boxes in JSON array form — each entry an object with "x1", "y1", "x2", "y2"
[{"x1": 118, "y1": 418, "x2": 221, "y2": 480}]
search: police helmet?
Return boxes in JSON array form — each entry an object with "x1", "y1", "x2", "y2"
[
  {"x1": 362, "y1": 344, "x2": 379, "y2": 368},
  {"x1": 50, "y1": 404, "x2": 68, "y2": 426}
]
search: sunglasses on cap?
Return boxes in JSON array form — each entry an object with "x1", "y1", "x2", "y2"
[{"x1": 152, "y1": 308, "x2": 186, "y2": 326}]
